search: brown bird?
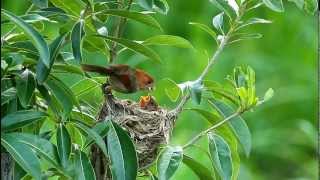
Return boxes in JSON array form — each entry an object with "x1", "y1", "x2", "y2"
[{"x1": 81, "y1": 64, "x2": 154, "y2": 93}]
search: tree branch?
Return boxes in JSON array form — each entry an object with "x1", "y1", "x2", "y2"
[{"x1": 182, "y1": 110, "x2": 242, "y2": 149}]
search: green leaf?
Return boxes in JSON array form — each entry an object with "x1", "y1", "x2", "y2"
[
  {"x1": 52, "y1": 63, "x2": 84, "y2": 75},
  {"x1": 91, "y1": 15, "x2": 108, "y2": 36},
  {"x1": 71, "y1": 120, "x2": 108, "y2": 159},
  {"x1": 71, "y1": 20, "x2": 85, "y2": 63},
  {"x1": 10, "y1": 133, "x2": 61, "y2": 171},
  {"x1": 36, "y1": 33, "x2": 67, "y2": 83},
  {"x1": 1, "y1": 133, "x2": 41, "y2": 180},
  {"x1": 74, "y1": 148, "x2": 96, "y2": 180},
  {"x1": 182, "y1": 155, "x2": 213, "y2": 180},
  {"x1": 143, "y1": 35, "x2": 194, "y2": 49},
  {"x1": 57, "y1": 123, "x2": 72, "y2": 168},
  {"x1": 208, "y1": 133, "x2": 232, "y2": 180},
  {"x1": 304, "y1": 0, "x2": 318, "y2": 14},
  {"x1": 137, "y1": 0, "x2": 154, "y2": 10},
  {"x1": 189, "y1": 22, "x2": 216, "y2": 40},
  {"x1": 263, "y1": 88, "x2": 274, "y2": 102},
  {"x1": 45, "y1": 75, "x2": 79, "y2": 117},
  {"x1": 209, "y1": 0, "x2": 238, "y2": 19},
  {"x1": 16, "y1": 69, "x2": 36, "y2": 107},
  {"x1": 32, "y1": 0, "x2": 48, "y2": 8},
  {"x1": 50, "y1": 0, "x2": 85, "y2": 16},
  {"x1": 162, "y1": 78, "x2": 181, "y2": 102},
  {"x1": 1, "y1": 87, "x2": 16, "y2": 105},
  {"x1": 106, "y1": 120, "x2": 138, "y2": 180},
  {"x1": 185, "y1": 108, "x2": 220, "y2": 125},
  {"x1": 189, "y1": 80, "x2": 204, "y2": 104},
  {"x1": 153, "y1": 0, "x2": 170, "y2": 14},
  {"x1": 262, "y1": 0, "x2": 284, "y2": 12},
  {"x1": 212, "y1": 12, "x2": 224, "y2": 34},
  {"x1": 84, "y1": 121, "x2": 110, "y2": 147},
  {"x1": 209, "y1": 99, "x2": 251, "y2": 157},
  {"x1": 157, "y1": 146, "x2": 183, "y2": 180},
  {"x1": 203, "y1": 80, "x2": 239, "y2": 105},
  {"x1": 1, "y1": 110, "x2": 47, "y2": 132},
  {"x1": 236, "y1": 18, "x2": 272, "y2": 30},
  {"x1": 71, "y1": 77, "x2": 104, "y2": 97},
  {"x1": 97, "y1": 35, "x2": 162, "y2": 63},
  {"x1": 96, "y1": 9, "x2": 162, "y2": 30},
  {"x1": 1, "y1": 9, "x2": 50, "y2": 67}
]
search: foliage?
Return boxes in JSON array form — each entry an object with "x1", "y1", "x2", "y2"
[{"x1": 1, "y1": 0, "x2": 316, "y2": 179}]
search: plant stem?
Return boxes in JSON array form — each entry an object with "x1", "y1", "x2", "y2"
[
  {"x1": 109, "y1": 0, "x2": 133, "y2": 63},
  {"x1": 182, "y1": 110, "x2": 241, "y2": 149}
]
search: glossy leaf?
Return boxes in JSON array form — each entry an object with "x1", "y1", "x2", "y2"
[
  {"x1": 45, "y1": 75, "x2": 79, "y2": 117},
  {"x1": 209, "y1": 0, "x2": 237, "y2": 19},
  {"x1": 189, "y1": 22, "x2": 217, "y2": 40},
  {"x1": 71, "y1": 20, "x2": 85, "y2": 63},
  {"x1": 16, "y1": 69, "x2": 36, "y2": 107},
  {"x1": 212, "y1": 12, "x2": 224, "y2": 33},
  {"x1": 153, "y1": 0, "x2": 170, "y2": 14},
  {"x1": 236, "y1": 18, "x2": 272, "y2": 30},
  {"x1": 106, "y1": 120, "x2": 138, "y2": 180},
  {"x1": 137, "y1": 0, "x2": 154, "y2": 10},
  {"x1": 52, "y1": 63, "x2": 84, "y2": 75},
  {"x1": 143, "y1": 35, "x2": 193, "y2": 49},
  {"x1": 11, "y1": 133, "x2": 61, "y2": 171},
  {"x1": 208, "y1": 133, "x2": 232, "y2": 180},
  {"x1": 97, "y1": 36, "x2": 162, "y2": 63},
  {"x1": 74, "y1": 148, "x2": 96, "y2": 180},
  {"x1": 1, "y1": 9, "x2": 50, "y2": 67},
  {"x1": 72, "y1": 120, "x2": 108, "y2": 159},
  {"x1": 189, "y1": 80, "x2": 204, "y2": 104},
  {"x1": 209, "y1": 99, "x2": 251, "y2": 157},
  {"x1": 262, "y1": 0, "x2": 284, "y2": 12},
  {"x1": 36, "y1": 33, "x2": 67, "y2": 83},
  {"x1": 182, "y1": 155, "x2": 213, "y2": 180},
  {"x1": 1, "y1": 133, "x2": 41, "y2": 180},
  {"x1": 57, "y1": 123, "x2": 71, "y2": 168},
  {"x1": 71, "y1": 77, "x2": 104, "y2": 97},
  {"x1": 1, "y1": 110, "x2": 47, "y2": 132},
  {"x1": 50, "y1": 0, "x2": 85, "y2": 16},
  {"x1": 96, "y1": 9, "x2": 162, "y2": 30},
  {"x1": 157, "y1": 146, "x2": 183, "y2": 180},
  {"x1": 1, "y1": 87, "x2": 16, "y2": 105}
]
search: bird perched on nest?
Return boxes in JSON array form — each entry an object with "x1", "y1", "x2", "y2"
[
  {"x1": 81, "y1": 64, "x2": 154, "y2": 93},
  {"x1": 139, "y1": 95, "x2": 158, "y2": 111}
]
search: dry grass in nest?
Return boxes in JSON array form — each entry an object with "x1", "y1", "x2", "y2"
[{"x1": 97, "y1": 91, "x2": 176, "y2": 168}]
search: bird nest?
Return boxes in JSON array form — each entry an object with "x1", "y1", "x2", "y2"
[{"x1": 96, "y1": 85, "x2": 176, "y2": 168}]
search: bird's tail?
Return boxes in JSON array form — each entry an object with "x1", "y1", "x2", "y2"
[{"x1": 81, "y1": 64, "x2": 112, "y2": 75}]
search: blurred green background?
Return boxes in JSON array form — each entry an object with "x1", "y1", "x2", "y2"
[{"x1": 2, "y1": 0, "x2": 317, "y2": 179}]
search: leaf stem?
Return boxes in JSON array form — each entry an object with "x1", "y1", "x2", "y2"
[{"x1": 182, "y1": 110, "x2": 242, "y2": 149}]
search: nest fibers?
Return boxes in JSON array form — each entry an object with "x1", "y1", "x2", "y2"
[{"x1": 97, "y1": 89, "x2": 176, "y2": 168}]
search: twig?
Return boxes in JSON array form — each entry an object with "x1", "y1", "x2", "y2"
[
  {"x1": 109, "y1": 0, "x2": 133, "y2": 63},
  {"x1": 182, "y1": 110, "x2": 241, "y2": 149}
]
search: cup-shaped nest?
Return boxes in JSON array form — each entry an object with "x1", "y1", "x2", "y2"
[{"x1": 98, "y1": 93, "x2": 175, "y2": 168}]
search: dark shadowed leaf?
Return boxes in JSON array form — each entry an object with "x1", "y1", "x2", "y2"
[
  {"x1": 1, "y1": 87, "x2": 16, "y2": 105},
  {"x1": 72, "y1": 120, "x2": 108, "y2": 159},
  {"x1": 157, "y1": 146, "x2": 183, "y2": 180},
  {"x1": 57, "y1": 123, "x2": 71, "y2": 168},
  {"x1": 182, "y1": 155, "x2": 214, "y2": 180},
  {"x1": 1, "y1": 133, "x2": 41, "y2": 180},
  {"x1": 1, "y1": 110, "x2": 47, "y2": 132},
  {"x1": 84, "y1": 121, "x2": 110, "y2": 147},
  {"x1": 74, "y1": 148, "x2": 96, "y2": 180},
  {"x1": 153, "y1": 0, "x2": 170, "y2": 14},
  {"x1": 137, "y1": 0, "x2": 154, "y2": 10},
  {"x1": 209, "y1": 0, "x2": 238, "y2": 19},
  {"x1": 208, "y1": 133, "x2": 232, "y2": 180},
  {"x1": 45, "y1": 75, "x2": 79, "y2": 117},
  {"x1": 36, "y1": 33, "x2": 67, "y2": 83},
  {"x1": 106, "y1": 120, "x2": 138, "y2": 180},
  {"x1": 209, "y1": 99, "x2": 251, "y2": 157},
  {"x1": 16, "y1": 69, "x2": 36, "y2": 107},
  {"x1": 97, "y1": 35, "x2": 162, "y2": 63},
  {"x1": 71, "y1": 20, "x2": 85, "y2": 63},
  {"x1": 1, "y1": 9, "x2": 50, "y2": 67},
  {"x1": 189, "y1": 80, "x2": 204, "y2": 104}
]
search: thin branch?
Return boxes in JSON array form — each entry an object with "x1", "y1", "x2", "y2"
[
  {"x1": 182, "y1": 110, "x2": 242, "y2": 149},
  {"x1": 109, "y1": 0, "x2": 133, "y2": 63}
]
